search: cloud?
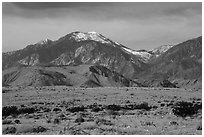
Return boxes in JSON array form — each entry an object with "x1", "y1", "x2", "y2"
[
  {"x1": 163, "y1": 3, "x2": 201, "y2": 17},
  {"x1": 12, "y1": 2, "x2": 110, "y2": 10},
  {"x1": 2, "y1": 2, "x2": 202, "y2": 52},
  {"x1": 3, "y1": 2, "x2": 113, "y2": 19},
  {"x1": 3, "y1": 2, "x2": 201, "y2": 20}
]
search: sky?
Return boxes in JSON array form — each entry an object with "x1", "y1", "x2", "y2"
[{"x1": 2, "y1": 2, "x2": 202, "y2": 52}]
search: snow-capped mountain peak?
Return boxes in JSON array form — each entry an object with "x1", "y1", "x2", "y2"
[
  {"x1": 24, "y1": 38, "x2": 53, "y2": 50},
  {"x1": 87, "y1": 31, "x2": 98, "y2": 34},
  {"x1": 36, "y1": 38, "x2": 52, "y2": 45},
  {"x1": 70, "y1": 31, "x2": 112, "y2": 44}
]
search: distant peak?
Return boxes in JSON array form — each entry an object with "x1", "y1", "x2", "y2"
[
  {"x1": 88, "y1": 31, "x2": 98, "y2": 34},
  {"x1": 71, "y1": 31, "x2": 100, "y2": 35},
  {"x1": 150, "y1": 45, "x2": 174, "y2": 55},
  {"x1": 36, "y1": 38, "x2": 52, "y2": 45},
  {"x1": 69, "y1": 31, "x2": 111, "y2": 44}
]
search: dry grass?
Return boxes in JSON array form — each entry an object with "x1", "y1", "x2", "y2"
[{"x1": 2, "y1": 86, "x2": 202, "y2": 135}]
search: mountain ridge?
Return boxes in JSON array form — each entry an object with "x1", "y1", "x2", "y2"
[
  {"x1": 3, "y1": 31, "x2": 151, "y2": 78},
  {"x1": 2, "y1": 64, "x2": 140, "y2": 87},
  {"x1": 136, "y1": 36, "x2": 202, "y2": 89},
  {"x1": 2, "y1": 31, "x2": 202, "y2": 88}
]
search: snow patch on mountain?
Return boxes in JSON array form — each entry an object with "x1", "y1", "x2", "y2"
[
  {"x1": 122, "y1": 47, "x2": 152, "y2": 63},
  {"x1": 71, "y1": 31, "x2": 112, "y2": 44},
  {"x1": 36, "y1": 39, "x2": 52, "y2": 45},
  {"x1": 150, "y1": 45, "x2": 174, "y2": 55}
]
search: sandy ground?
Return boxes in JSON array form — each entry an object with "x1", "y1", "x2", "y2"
[{"x1": 2, "y1": 86, "x2": 202, "y2": 135}]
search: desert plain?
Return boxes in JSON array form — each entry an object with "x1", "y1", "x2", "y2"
[{"x1": 2, "y1": 86, "x2": 202, "y2": 135}]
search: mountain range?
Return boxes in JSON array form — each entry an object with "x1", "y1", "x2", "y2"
[{"x1": 2, "y1": 31, "x2": 202, "y2": 89}]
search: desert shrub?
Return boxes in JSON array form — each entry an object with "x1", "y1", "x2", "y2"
[
  {"x1": 160, "y1": 103, "x2": 165, "y2": 107},
  {"x1": 106, "y1": 104, "x2": 121, "y2": 111},
  {"x1": 152, "y1": 106, "x2": 158, "y2": 109},
  {"x1": 121, "y1": 102, "x2": 152, "y2": 111},
  {"x1": 38, "y1": 102, "x2": 44, "y2": 105},
  {"x1": 33, "y1": 126, "x2": 47, "y2": 133},
  {"x1": 58, "y1": 113, "x2": 67, "y2": 120},
  {"x1": 46, "y1": 117, "x2": 52, "y2": 123},
  {"x1": 169, "y1": 121, "x2": 178, "y2": 125},
  {"x1": 126, "y1": 100, "x2": 130, "y2": 103},
  {"x1": 167, "y1": 102, "x2": 174, "y2": 107},
  {"x1": 2, "y1": 89, "x2": 11, "y2": 93},
  {"x1": 31, "y1": 102, "x2": 37, "y2": 105},
  {"x1": 172, "y1": 101, "x2": 202, "y2": 117},
  {"x1": 197, "y1": 121, "x2": 202, "y2": 130},
  {"x1": 18, "y1": 107, "x2": 36, "y2": 114},
  {"x1": 88, "y1": 103, "x2": 103, "y2": 112},
  {"x1": 2, "y1": 106, "x2": 18, "y2": 117},
  {"x1": 91, "y1": 107, "x2": 102, "y2": 112},
  {"x1": 3, "y1": 105, "x2": 37, "y2": 117},
  {"x1": 46, "y1": 119, "x2": 51, "y2": 123},
  {"x1": 3, "y1": 126, "x2": 16, "y2": 134},
  {"x1": 134, "y1": 102, "x2": 152, "y2": 111},
  {"x1": 66, "y1": 106, "x2": 86, "y2": 113},
  {"x1": 75, "y1": 117, "x2": 85, "y2": 123},
  {"x1": 53, "y1": 118, "x2": 60, "y2": 124},
  {"x1": 197, "y1": 98, "x2": 201, "y2": 101},
  {"x1": 52, "y1": 108, "x2": 62, "y2": 112}
]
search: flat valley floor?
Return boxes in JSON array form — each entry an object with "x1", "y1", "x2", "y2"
[{"x1": 2, "y1": 86, "x2": 202, "y2": 135}]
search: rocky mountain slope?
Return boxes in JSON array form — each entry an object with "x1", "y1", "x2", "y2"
[
  {"x1": 2, "y1": 31, "x2": 201, "y2": 88},
  {"x1": 2, "y1": 65, "x2": 140, "y2": 87},
  {"x1": 137, "y1": 36, "x2": 202, "y2": 89},
  {"x1": 3, "y1": 31, "x2": 151, "y2": 79},
  {"x1": 149, "y1": 45, "x2": 174, "y2": 56}
]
